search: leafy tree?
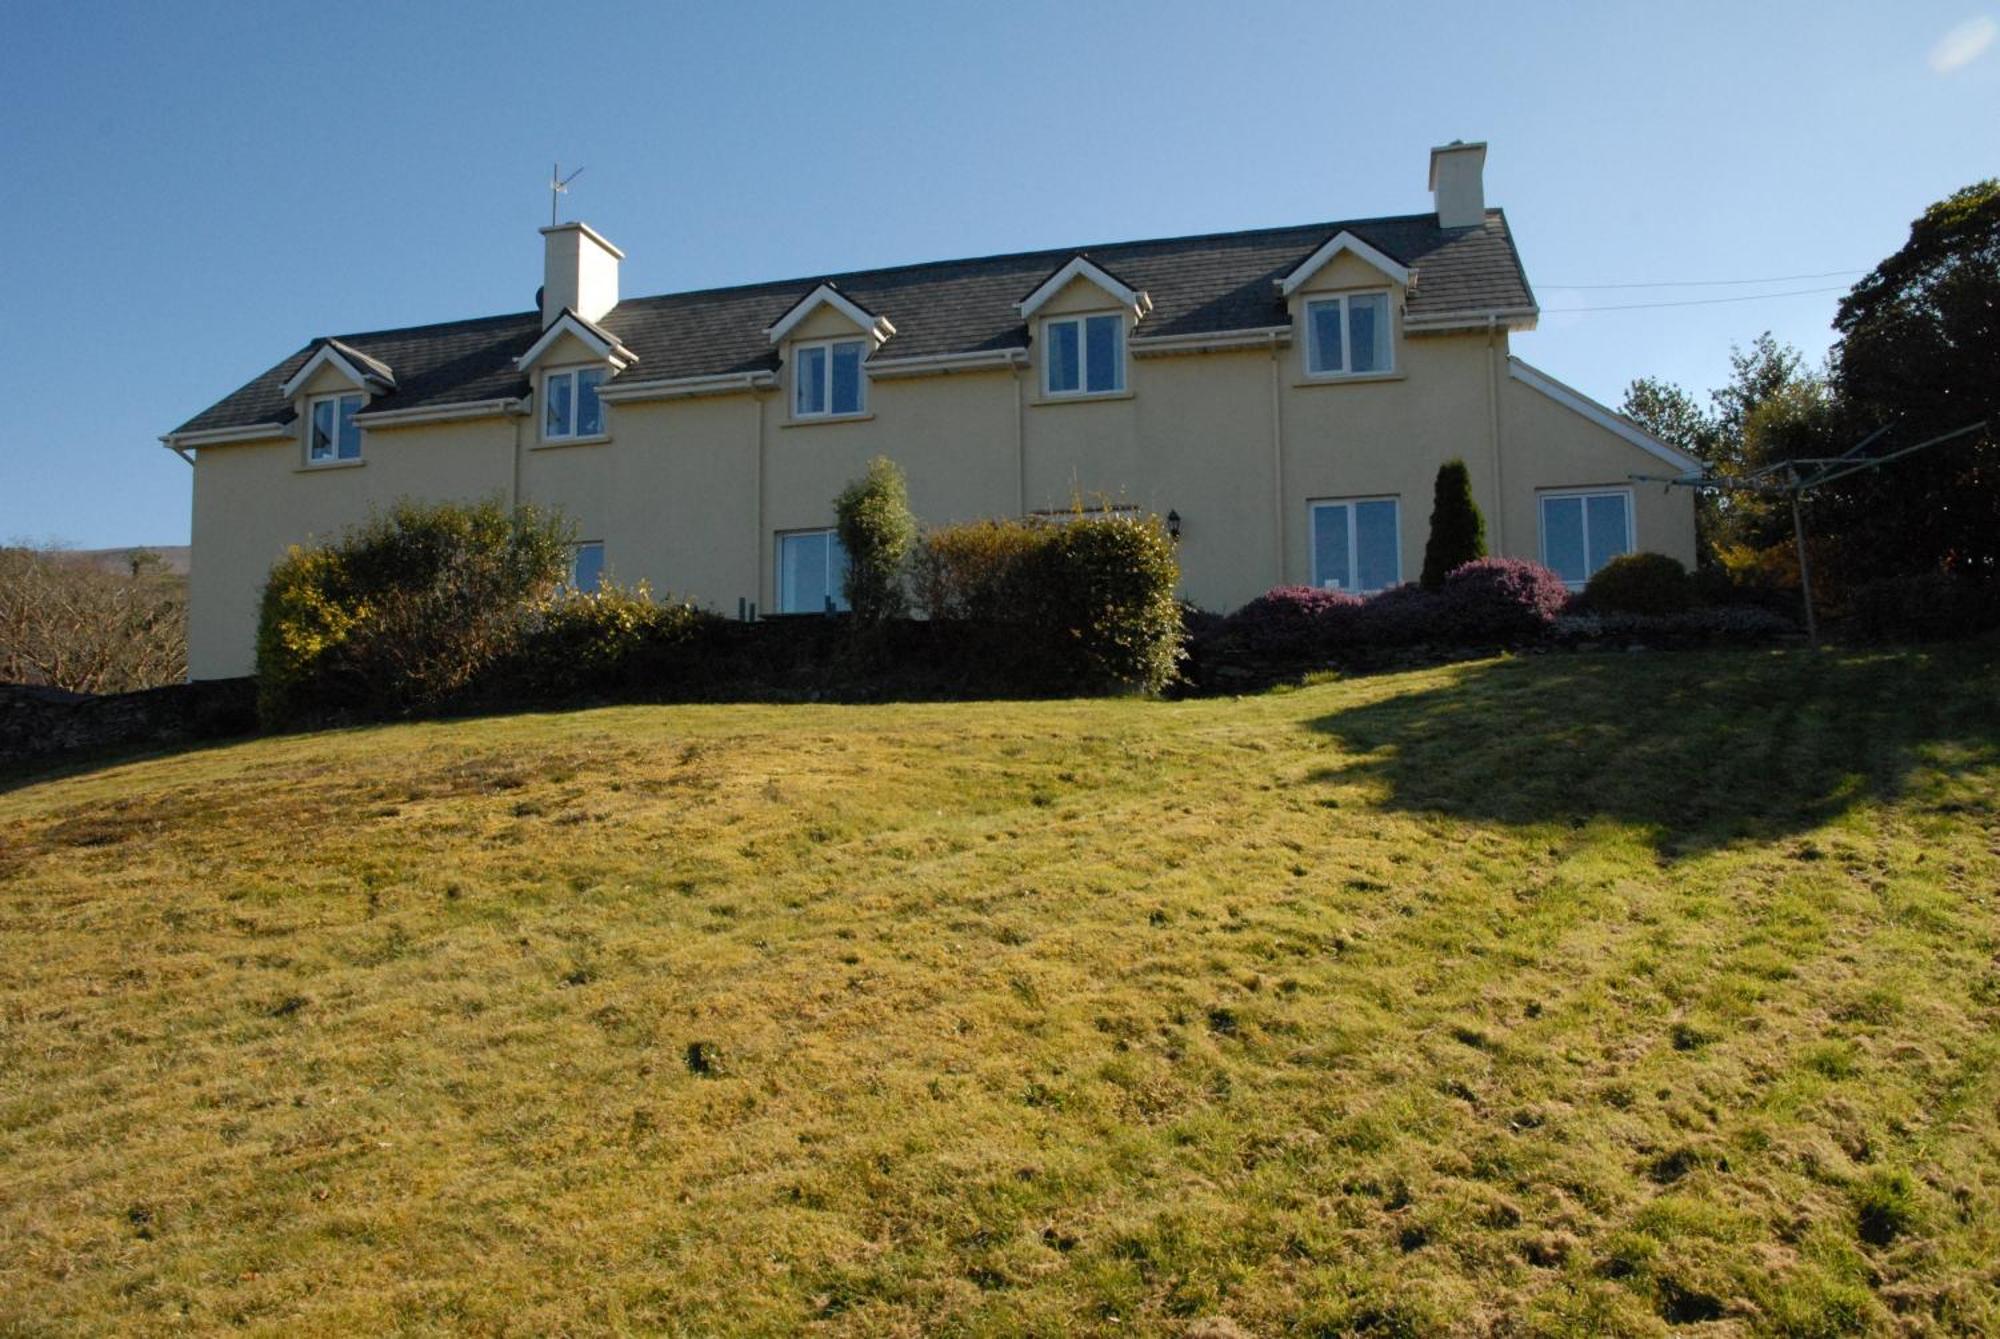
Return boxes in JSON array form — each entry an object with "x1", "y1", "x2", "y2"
[
  {"x1": 1419, "y1": 459, "x2": 1487, "y2": 589},
  {"x1": 1622, "y1": 377, "x2": 1717, "y2": 464},
  {"x1": 834, "y1": 456, "x2": 916, "y2": 621},
  {"x1": 1829, "y1": 179, "x2": 2000, "y2": 577}
]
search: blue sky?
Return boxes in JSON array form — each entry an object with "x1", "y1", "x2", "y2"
[{"x1": 1, "y1": 1, "x2": 1994, "y2": 547}]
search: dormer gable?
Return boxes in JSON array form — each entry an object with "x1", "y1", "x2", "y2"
[
  {"x1": 1017, "y1": 255, "x2": 1152, "y2": 321},
  {"x1": 515, "y1": 308, "x2": 637, "y2": 374},
  {"x1": 1276, "y1": 230, "x2": 1411, "y2": 298},
  {"x1": 764, "y1": 283, "x2": 895, "y2": 348},
  {"x1": 280, "y1": 338, "x2": 396, "y2": 399}
]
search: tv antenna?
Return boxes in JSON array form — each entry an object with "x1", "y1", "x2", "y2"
[{"x1": 549, "y1": 162, "x2": 585, "y2": 226}]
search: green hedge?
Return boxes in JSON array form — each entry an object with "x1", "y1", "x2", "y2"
[
  {"x1": 255, "y1": 499, "x2": 573, "y2": 725},
  {"x1": 914, "y1": 511, "x2": 1182, "y2": 694},
  {"x1": 1584, "y1": 552, "x2": 1694, "y2": 615}
]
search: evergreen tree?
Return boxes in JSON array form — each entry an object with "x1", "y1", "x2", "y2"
[
  {"x1": 1420, "y1": 459, "x2": 1486, "y2": 588},
  {"x1": 834, "y1": 456, "x2": 917, "y2": 621}
]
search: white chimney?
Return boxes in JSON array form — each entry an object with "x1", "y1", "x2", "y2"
[
  {"x1": 540, "y1": 221, "x2": 623, "y2": 327},
  {"x1": 1428, "y1": 141, "x2": 1488, "y2": 230}
]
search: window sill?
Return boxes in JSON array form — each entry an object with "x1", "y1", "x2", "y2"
[
  {"x1": 533, "y1": 434, "x2": 612, "y2": 450},
  {"x1": 296, "y1": 459, "x2": 365, "y2": 473},
  {"x1": 1030, "y1": 390, "x2": 1135, "y2": 407},
  {"x1": 1293, "y1": 371, "x2": 1405, "y2": 388},
  {"x1": 781, "y1": 412, "x2": 875, "y2": 429}
]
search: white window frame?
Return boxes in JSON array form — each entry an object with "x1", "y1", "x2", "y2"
[
  {"x1": 791, "y1": 338, "x2": 868, "y2": 420},
  {"x1": 1538, "y1": 487, "x2": 1636, "y2": 588},
  {"x1": 1042, "y1": 312, "x2": 1126, "y2": 398},
  {"x1": 1307, "y1": 495, "x2": 1402, "y2": 593},
  {"x1": 775, "y1": 528, "x2": 850, "y2": 614},
  {"x1": 305, "y1": 391, "x2": 366, "y2": 465},
  {"x1": 542, "y1": 365, "x2": 608, "y2": 443},
  {"x1": 1302, "y1": 290, "x2": 1395, "y2": 379}
]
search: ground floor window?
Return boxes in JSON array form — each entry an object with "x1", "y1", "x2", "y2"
[
  {"x1": 1540, "y1": 489, "x2": 1632, "y2": 586},
  {"x1": 1309, "y1": 497, "x2": 1400, "y2": 592},
  {"x1": 566, "y1": 541, "x2": 605, "y2": 594},
  {"x1": 776, "y1": 529, "x2": 849, "y2": 614}
]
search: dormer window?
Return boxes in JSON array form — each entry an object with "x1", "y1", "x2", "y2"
[
  {"x1": 307, "y1": 392, "x2": 364, "y2": 463},
  {"x1": 1304, "y1": 292, "x2": 1393, "y2": 378},
  {"x1": 794, "y1": 339, "x2": 866, "y2": 418},
  {"x1": 544, "y1": 367, "x2": 606, "y2": 441},
  {"x1": 1044, "y1": 314, "x2": 1124, "y2": 396}
]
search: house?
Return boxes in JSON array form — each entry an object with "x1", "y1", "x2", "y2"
[{"x1": 164, "y1": 142, "x2": 1698, "y2": 679}]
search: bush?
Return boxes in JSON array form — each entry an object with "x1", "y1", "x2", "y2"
[
  {"x1": 0, "y1": 544, "x2": 188, "y2": 693},
  {"x1": 914, "y1": 512, "x2": 1183, "y2": 693},
  {"x1": 490, "y1": 583, "x2": 715, "y2": 699},
  {"x1": 1350, "y1": 583, "x2": 1447, "y2": 646},
  {"x1": 1420, "y1": 459, "x2": 1487, "y2": 589},
  {"x1": 255, "y1": 499, "x2": 573, "y2": 724},
  {"x1": 835, "y1": 457, "x2": 916, "y2": 622},
  {"x1": 1584, "y1": 552, "x2": 1694, "y2": 615},
  {"x1": 1221, "y1": 586, "x2": 1363, "y2": 656},
  {"x1": 1846, "y1": 572, "x2": 2000, "y2": 644},
  {"x1": 1551, "y1": 606, "x2": 1797, "y2": 644},
  {"x1": 1435, "y1": 557, "x2": 1571, "y2": 641}
]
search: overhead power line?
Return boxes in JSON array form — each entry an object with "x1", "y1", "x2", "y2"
[
  {"x1": 1540, "y1": 268, "x2": 1865, "y2": 291},
  {"x1": 1542, "y1": 284, "x2": 1851, "y2": 314}
]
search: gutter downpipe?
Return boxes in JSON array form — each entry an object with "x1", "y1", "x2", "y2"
[
  {"x1": 1013, "y1": 352, "x2": 1027, "y2": 515},
  {"x1": 1269, "y1": 330, "x2": 1286, "y2": 586},
  {"x1": 1486, "y1": 315, "x2": 1506, "y2": 551},
  {"x1": 753, "y1": 383, "x2": 768, "y2": 617},
  {"x1": 509, "y1": 402, "x2": 525, "y2": 512}
]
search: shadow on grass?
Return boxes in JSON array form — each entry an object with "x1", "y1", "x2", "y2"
[{"x1": 1304, "y1": 642, "x2": 2000, "y2": 856}]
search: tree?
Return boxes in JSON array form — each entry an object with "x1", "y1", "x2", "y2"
[
  {"x1": 1621, "y1": 376, "x2": 1717, "y2": 464},
  {"x1": 834, "y1": 456, "x2": 916, "y2": 621},
  {"x1": 1419, "y1": 459, "x2": 1487, "y2": 589},
  {"x1": 0, "y1": 544, "x2": 188, "y2": 692},
  {"x1": 1829, "y1": 179, "x2": 2000, "y2": 577}
]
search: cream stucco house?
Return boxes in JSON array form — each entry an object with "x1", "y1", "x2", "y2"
[{"x1": 165, "y1": 141, "x2": 1698, "y2": 679}]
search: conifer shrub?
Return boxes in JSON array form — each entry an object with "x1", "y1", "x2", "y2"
[{"x1": 1420, "y1": 459, "x2": 1488, "y2": 589}]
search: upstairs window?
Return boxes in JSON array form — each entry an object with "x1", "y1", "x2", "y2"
[
  {"x1": 776, "y1": 529, "x2": 850, "y2": 614},
  {"x1": 307, "y1": 392, "x2": 364, "y2": 463},
  {"x1": 1540, "y1": 490, "x2": 1632, "y2": 586},
  {"x1": 544, "y1": 367, "x2": 606, "y2": 441},
  {"x1": 1304, "y1": 292, "x2": 1393, "y2": 377},
  {"x1": 794, "y1": 339, "x2": 866, "y2": 418},
  {"x1": 1044, "y1": 313, "x2": 1124, "y2": 396}
]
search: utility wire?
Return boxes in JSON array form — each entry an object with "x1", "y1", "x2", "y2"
[
  {"x1": 1542, "y1": 284, "x2": 1850, "y2": 314},
  {"x1": 1540, "y1": 268, "x2": 1865, "y2": 290}
]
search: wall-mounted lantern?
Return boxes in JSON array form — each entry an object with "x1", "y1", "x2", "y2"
[{"x1": 1166, "y1": 509, "x2": 1182, "y2": 541}]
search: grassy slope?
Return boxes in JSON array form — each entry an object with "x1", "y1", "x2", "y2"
[{"x1": 2, "y1": 646, "x2": 1997, "y2": 1336}]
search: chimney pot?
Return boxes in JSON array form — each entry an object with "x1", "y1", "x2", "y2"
[{"x1": 1428, "y1": 141, "x2": 1488, "y2": 230}]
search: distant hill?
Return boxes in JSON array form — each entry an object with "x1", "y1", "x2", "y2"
[{"x1": 67, "y1": 546, "x2": 191, "y2": 576}]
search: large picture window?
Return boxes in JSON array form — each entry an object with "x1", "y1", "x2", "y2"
[
  {"x1": 1310, "y1": 497, "x2": 1401, "y2": 593},
  {"x1": 776, "y1": 530, "x2": 850, "y2": 613},
  {"x1": 1304, "y1": 292, "x2": 1393, "y2": 377},
  {"x1": 1540, "y1": 490, "x2": 1633, "y2": 586}
]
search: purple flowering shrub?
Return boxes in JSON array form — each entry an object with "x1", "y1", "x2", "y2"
[
  {"x1": 1435, "y1": 557, "x2": 1571, "y2": 641},
  {"x1": 1221, "y1": 585, "x2": 1363, "y2": 654},
  {"x1": 1350, "y1": 583, "x2": 1447, "y2": 645}
]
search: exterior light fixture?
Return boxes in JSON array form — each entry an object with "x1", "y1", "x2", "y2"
[{"x1": 1166, "y1": 509, "x2": 1182, "y2": 540}]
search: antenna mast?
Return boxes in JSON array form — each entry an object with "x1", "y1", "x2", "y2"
[{"x1": 549, "y1": 162, "x2": 585, "y2": 227}]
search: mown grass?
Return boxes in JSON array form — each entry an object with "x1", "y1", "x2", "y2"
[{"x1": 2, "y1": 644, "x2": 1997, "y2": 1335}]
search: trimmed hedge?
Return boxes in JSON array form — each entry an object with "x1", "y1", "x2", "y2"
[
  {"x1": 914, "y1": 512, "x2": 1183, "y2": 693},
  {"x1": 486, "y1": 584, "x2": 715, "y2": 700},
  {"x1": 1584, "y1": 552, "x2": 1694, "y2": 615}
]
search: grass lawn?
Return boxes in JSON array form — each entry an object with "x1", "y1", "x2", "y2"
[{"x1": 3, "y1": 644, "x2": 1998, "y2": 1335}]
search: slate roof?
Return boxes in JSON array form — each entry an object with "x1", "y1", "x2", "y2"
[{"x1": 171, "y1": 209, "x2": 1535, "y2": 436}]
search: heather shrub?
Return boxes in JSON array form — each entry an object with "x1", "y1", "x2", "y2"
[
  {"x1": 1420, "y1": 459, "x2": 1487, "y2": 589},
  {"x1": 1350, "y1": 583, "x2": 1447, "y2": 645},
  {"x1": 1221, "y1": 586, "x2": 1364, "y2": 655},
  {"x1": 835, "y1": 457, "x2": 916, "y2": 622},
  {"x1": 255, "y1": 499, "x2": 573, "y2": 725},
  {"x1": 1584, "y1": 552, "x2": 1694, "y2": 615},
  {"x1": 1435, "y1": 557, "x2": 1570, "y2": 641},
  {"x1": 1846, "y1": 572, "x2": 2000, "y2": 644}
]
